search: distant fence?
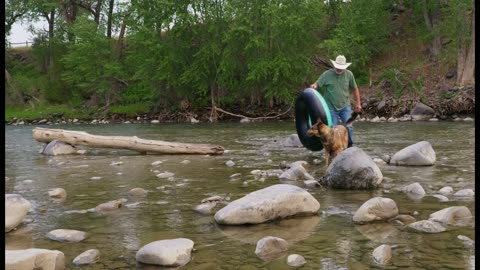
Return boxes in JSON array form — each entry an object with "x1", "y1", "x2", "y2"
[{"x1": 7, "y1": 41, "x2": 34, "y2": 48}]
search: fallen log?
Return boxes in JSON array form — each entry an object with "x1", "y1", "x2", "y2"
[{"x1": 32, "y1": 127, "x2": 224, "y2": 155}]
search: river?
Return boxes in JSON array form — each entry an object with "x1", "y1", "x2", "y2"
[{"x1": 5, "y1": 120, "x2": 475, "y2": 269}]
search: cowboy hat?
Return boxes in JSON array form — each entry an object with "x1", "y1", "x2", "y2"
[{"x1": 330, "y1": 55, "x2": 351, "y2": 69}]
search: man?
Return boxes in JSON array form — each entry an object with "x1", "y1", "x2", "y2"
[{"x1": 310, "y1": 55, "x2": 361, "y2": 147}]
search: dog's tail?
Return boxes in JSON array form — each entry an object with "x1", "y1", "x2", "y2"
[{"x1": 344, "y1": 112, "x2": 359, "y2": 126}]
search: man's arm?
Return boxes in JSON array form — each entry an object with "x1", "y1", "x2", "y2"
[{"x1": 353, "y1": 87, "x2": 361, "y2": 112}]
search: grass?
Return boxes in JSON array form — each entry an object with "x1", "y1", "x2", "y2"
[{"x1": 5, "y1": 104, "x2": 93, "y2": 122}]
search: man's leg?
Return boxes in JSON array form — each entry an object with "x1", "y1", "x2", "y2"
[
  {"x1": 339, "y1": 106, "x2": 353, "y2": 147},
  {"x1": 329, "y1": 109, "x2": 340, "y2": 127}
]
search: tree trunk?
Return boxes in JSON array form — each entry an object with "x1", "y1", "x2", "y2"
[
  {"x1": 107, "y1": 0, "x2": 115, "y2": 38},
  {"x1": 47, "y1": 9, "x2": 55, "y2": 69},
  {"x1": 94, "y1": 0, "x2": 103, "y2": 25},
  {"x1": 32, "y1": 128, "x2": 225, "y2": 155},
  {"x1": 422, "y1": 0, "x2": 441, "y2": 59},
  {"x1": 459, "y1": 3, "x2": 475, "y2": 86}
]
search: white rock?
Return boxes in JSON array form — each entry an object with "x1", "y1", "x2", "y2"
[
  {"x1": 438, "y1": 186, "x2": 454, "y2": 195},
  {"x1": 214, "y1": 184, "x2": 320, "y2": 225},
  {"x1": 432, "y1": 194, "x2": 449, "y2": 202},
  {"x1": 463, "y1": 117, "x2": 474, "y2": 121},
  {"x1": 156, "y1": 172, "x2": 174, "y2": 178},
  {"x1": 255, "y1": 236, "x2": 288, "y2": 259},
  {"x1": 457, "y1": 235, "x2": 474, "y2": 246},
  {"x1": 136, "y1": 238, "x2": 194, "y2": 267},
  {"x1": 304, "y1": 180, "x2": 318, "y2": 187},
  {"x1": 95, "y1": 199, "x2": 127, "y2": 213},
  {"x1": 151, "y1": 120, "x2": 160, "y2": 124},
  {"x1": 402, "y1": 182, "x2": 426, "y2": 196},
  {"x1": 5, "y1": 194, "x2": 32, "y2": 232},
  {"x1": 226, "y1": 160, "x2": 235, "y2": 167},
  {"x1": 194, "y1": 202, "x2": 217, "y2": 214},
  {"x1": 428, "y1": 206, "x2": 472, "y2": 225},
  {"x1": 454, "y1": 189, "x2": 474, "y2": 196},
  {"x1": 390, "y1": 141, "x2": 436, "y2": 166},
  {"x1": 408, "y1": 220, "x2": 446, "y2": 233},
  {"x1": 151, "y1": 161, "x2": 163, "y2": 166},
  {"x1": 47, "y1": 229, "x2": 87, "y2": 242},
  {"x1": 352, "y1": 197, "x2": 399, "y2": 224},
  {"x1": 372, "y1": 244, "x2": 392, "y2": 265},
  {"x1": 180, "y1": 160, "x2": 191, "y2": 164},
  {"x1": 6, "y1": 248, "x2": 65, "y2": 270},
  {"x1": 287, "y1": 254, "x2": 306, "y2": 267},
  {"x1": 73, "y1": 249, "x2": 100, "y2": 265},
  {"x1": 48, "y1": 188, "x2": 67, "y2": 200}
]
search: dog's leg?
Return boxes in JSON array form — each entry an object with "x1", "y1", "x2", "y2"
[{"x1": 324, "y1": 151, "x2": 329, "y2": 170}]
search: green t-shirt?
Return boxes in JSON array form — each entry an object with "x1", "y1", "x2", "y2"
[{"x1": 315, "y1": 69, "x2": 357, "y2": 110}]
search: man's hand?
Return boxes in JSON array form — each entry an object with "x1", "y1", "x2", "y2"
[
  {"x1": 355, "y1": 103, "x2": 362, "y2": 113},
  {"x1": 310, "y1": 83, "x2": 318, "y2": 89}
]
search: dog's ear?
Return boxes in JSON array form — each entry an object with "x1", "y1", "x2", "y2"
[{"x1": 316, "y1": 117, "x2": 323, "y2": 124}]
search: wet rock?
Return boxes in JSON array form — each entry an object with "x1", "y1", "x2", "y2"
[
  {"x1": 283, "y1": 134, "x2": 303, "y2": 147},
  {"x1": 156, "y1": 172, "x2": 174, "y2": 178},
  {"x1": 390, "y1": 141, "x2": 436, "y2": 166},
  {"x1": 389, "y1": 214, "x2": 416, "y2": 225},
  {"x1": 381, "y1": 154, "x2": 392, "y2": 164},
  {"x1": 230, "y1": 173, "x2": 242, "y2": 180},
  {"x1": 457, "y1": 235, "x2": 474, "y2": 247},
  {"x1": 369, "y1": 116, "x2": 380, "y2": 122},
  {"x1": 5, "y1": 248, "x2": 65, "y2": 270},
  {"x1": 453, "y1": 189, "x2": 474, "y2": 197},
  {"x1": 110, "y1": 161, "x2": 123, "y2": 166},
  {"x1": 127, "y1": 188, "x2": 147, "y2": 198},
  {"x1": 48, "y1": 188, "x2": 67, "y2": 200},
  {"x1": 180, "y1": 160, "x2": 191, "y2": 164},
  {"x1": 47, "y1": 229, "x2": 87, "y2": 242},
  {"x1": 279, "y1": 162, "x2": 314, "y2": 181},
  {"x1": 402, "y1": 182, "x2": 426, "y2": 196},
  {"x1": 190, "y1": 117, "x2": 199, "y2": 123},
  {"x1": 214, "y1": 184, "x2": 320, "y2": 225},
  {"x1": 463, "y1": 117, "x2": 474, "y2": 121},
  {"x1": 5, "y1": 194, "x2": 32, "y2": 232},
  {"x1": 438, "y1": 186, "x2": 454, "y2": 195},
  {"x1": 377, "y1": 100, "x2": 386, "y2": 111},
  {"x1": 151, "y1": 161, "x2": 163, "y2": 166},
  {"x1": 151, "y1": 120, "x2": 160, "y2": 124},
  {"x1": 410, "y1": 102, "x2": 435, "y2": 120},
  {"x1": 254, "y1": 236, "x2": 288, "y2": 260},
  {"x1": 432, "y1": 194, "x2": 449, "y2": 202},
  {"x1": 304, "y1": 180, "x2": 319, "y2": 187},
  {"x1": 387, "y1": 117, "x2": 398, "y2": 122},
  {"x1": 352, "y1": 197, "x2": 398, "y2": 224},
  {"x1": 73, "y1": 249, "x2": 100, "y2": 265},
  {"x1": 287, "y1": 254, "x2": 306, "y2": 267},
  {"x1": 398, "y1": 114, "x2": 412, "y2": 122},
  {"x1": 201, "y1": 195, "x2": 225, "y2": 203},
  {"x1": 194, "y1": 202, "x2": 218, "y2": 214},
  {"x1": 428, "y1": 206, "x2": 472, "y2": 226},
  {"x1": 136, "y1": 238, "x2": 194, "y2": 267},
  {"x1": 373, "y1": 158, "x2": 386, "y2": 165},
  {"x1": 321, "y1": 147, "x2": 383, "y2": 190},
  {"x1": 372, "y1": 244, "x2": 392, "y2": 265},
  {"x1": 95, "y1": 199, "x2": 127, "y2": 213},
  {"x1": 226, "y1": 160, "x2": 235, "y2": 167},
  {"x1": 407, "y1": 220, "x2": 446, "y2": 233},
  {"x1": 240, "y1": 118, "x2": 250, "y2": 123},
  {"x1": 41, "y1": 140, "x2": 78, "y2": 155}
]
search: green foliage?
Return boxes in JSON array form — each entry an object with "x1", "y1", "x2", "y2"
[
  {"x1": 109, "y1": 104, "x2": 151, "y2": 116},
  {"x1": 5, "y1": 104, "x2": 92, "y2": 121}
]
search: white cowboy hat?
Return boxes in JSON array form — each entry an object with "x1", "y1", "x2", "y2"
[{"x1": 330, "y1": 55, "x2": 351, "y2": 69}]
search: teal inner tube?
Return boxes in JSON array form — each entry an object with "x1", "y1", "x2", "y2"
[{"x1": 295, "y1": 88, "x2": 332, "y2": 151}]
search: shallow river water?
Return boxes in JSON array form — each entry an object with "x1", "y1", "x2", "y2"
[{"x1": 5, "y1": 120, "x2": 475, "y2": 269}]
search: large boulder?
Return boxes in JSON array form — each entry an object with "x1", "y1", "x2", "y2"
[
  {"x1": 5, "y1": 194, "x2": 32, "y2": 232},
  {"x1": 410, "y1": 102, "x2": 435, "y2": 120},
  {"x1": 135, "y1": 238, "x2": 194, "y2": 267},
  {"x1": 390, "y1": 141, "x2": 436, "y2": 166},
  {"x1": 428, "y1": 206, "x2": 472, "y2": 226},
  {"x1": 254, "y1": 236, "x2": 288, "y2": 260},
  {"x1": 214, "y1": 184, "x2": 320, "y2": 225},
  {"x1": 352, "y1": 197, "x2": 399, "y2": 224},
  {"x1": 40, "y1": 140, "x2": 77, "y2": 155},
  {"x1": 321, "y1": 147, "x2": 383, "y2": 190},
  {"x1": 6, "y1": 248, "x2": 65, "y2": 270}
]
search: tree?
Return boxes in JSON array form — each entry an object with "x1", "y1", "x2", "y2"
[{"x1": 455, "y1": 0, "x2": 474, "y2": 86}]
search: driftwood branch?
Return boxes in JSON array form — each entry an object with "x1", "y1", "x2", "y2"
[
  {"x1": 32, "y1": 127, "x2": 224, "y2": 155},
  {"x1": 212, "y1": 104, "x2": 293, "y2": 120}
]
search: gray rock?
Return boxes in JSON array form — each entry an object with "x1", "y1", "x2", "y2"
[
  {"x1": 352, "y1": 197, "x2": 399, "y2": 224},
  {"x1": 390, "y1": 141, "x2": 436, "y2": 166},
  {"x1": 457, "y1": 235, "x2": 474, "y2": 247},
  {"x1": 372, "y1": 244, "x2": 392, "y2": 265},
  {"x1": 377, "y1": 100, "x2": 386, "y2": 111},
  {"x1": 226, "y1": 160, "x2": 235, "y2": 167},
  {"x1": 279, "y1": 162, "x2": 314, "y2": 181},
  {"x1": 156, "y1": 172, "x2": 174, "y2": 178},
  {"x1": 370, "y1": 116, "x2": 380, "y2": 122},
  {"x1": 408, "y1": 220, "x2": 446, "y2": 233},
  {"x1": 41, "y1": 140, "x2": 77, "y2": 156},
  {"x1": 432, "y1": 194, "x2": 449, "y2": 202},
  {"x1": 438, "y1": 186, "x2": 454, "y2": 195},
  {"x1": 321, "y1": 147, "x2": 383, "y2": 190},
  {"x1": 47, "y1": 229, "x2": 87, "y2": 242},
  {"x1": 48, "y1": 188, "x2": 67, "y2": 200},
  {"x1": 402, "y1": 182, "x2": 426, "y2": 196},
  {"x1": 95, "y1": 199, "x2": 127, "y2": 213},
  {"x1": 136, "y1": 238, "x2": 194, "y2": 267},
  {"x1": 151, "y1": 160, "x2": 163, "y2": 166},
  {"x1": 389, "y1": 214, "x2": 416, "y2": 225},
  {"x1": 304, "y1": 180, "x2": 319, "y2": 187},
  {"x1": 214, "y1": 184, "x2": 320, "y2": 225},
  {"x1": 128, "y1": 188, "x2": 147, "y2": 198},
  {"x1": 73, "y1": 249, "x2": 100, "y2": 265},
  {"x1": 283, "y1": 134, "x2": 303, "y2": 147},
  {"x1": 428, "y1": 206, "x2": 472, "y2": 226},
  {"x1": 454, "y1": 189, "x2": 474, "y2": 196},
  {"x1": 410, "y1": 102, "x2": 435, "y2": 120},
  {"x1": 5, "y1": 248, "x2": 65, "y2": 270},
  {"x1": 151, "y1": 120, "x2": 160, "y2": 124},
  {"x1": 287, "y1": 254, "x2": 306, "y2": 267},
  {"x1": 194, "y1": 202, "x2": 218, "y2": 214},
  {"x1": 255, "y1": 236, "x2": 288, "y2": 260},
  {"x1": 5, "y1": 194, "x2": 32, "y2": 232}
]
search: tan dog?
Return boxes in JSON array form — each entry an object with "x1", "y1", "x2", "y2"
[{"x1": 306, "y1": 112, "x2": 358, "y2": 169}]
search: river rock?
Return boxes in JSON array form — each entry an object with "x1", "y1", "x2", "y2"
[
  {"x1": 48, "y1": 188, "x2": 67, "y2": 200},
  {"x1": 73, "y1": 249, "x2": 100, "y2": 265},
  {"x1": 410, "y1": 102, "x2": 435, "y2": 120},
  {"x1": 457, "y1": 235, "x2": 474, "y2": 247},
  {"x1": 128, "y1": 188, "x2": 147, "y2": 198},
  {"x1": 47, "y1": 229, "x2": 87, "y2": 242},
  {"x1": 428, "y1": 206, "x2": 472, "y2": 226},
  {"x1": 95, "y1": 199, "x2": 127, "y2": 213},
  {"x1": 214, "y1": 184, "x2": 320, "y2": 225},
  {"x1": 402, "y1": 182, "x2": 426, "y2": 196},
  {"x1": 432, "y1": 194, "x2": 449, "y2": 202},
  {"x1": 321, "y1": 147, "x2": 383, "y2": 190},
  {"x1": 389, "y1": 214, "x2": 416, "y2": 225},
  {"x1": 372, "y1": 244, "x2": 392, "y2": 265},
  {"x1": 156, "y1": 172, "x2": 174, "y2": 178},
  {"x1": 390, "y1": 141, "x2": 436, "y2": 166},
  {"x1": 41, "y1": 140, "x2": 78, "y2": 155},
  {"x1": 304, "y1": 180, "x2": 319, "y2": 187},
  {"x1": 226, "y1": 160, "x2": 235, "y2": 167},
  {"x1": 279, "y1": 162, "x2": 314, "y2": 181},
  {"x1": 287, "y1": 254, "x2": 306, "y2": 267},
  {"x1": 283, "y1": 134, "x2": 303, "y2": 147},
  {"x1": 407, "y1": 220, "x2": 446, "y2": 233},
  {"x1": 194, "y1": 202, "x2": 218, "y2": 214},
  {"x1": 136, "y1": 238, "x2": 194, "y2": 267},
  {"x1": 255, "y1": 236, "x2": 288, "y2": 260},
  {"x1": 370, "y1": 116, "x2": 380, "y2": 122},
  {"x1": 6, "y1": 194, "x2": 32, "y2": 232},
  {"x1": 5, "y1": 248, "x2": 65, "y2": 270},
  {"x1": 352, "y1": 197, "x2": 399, "y2": 224},
  {"x1": 453, "y1": 189, "x2": 474, "y2": 196},
  {"x1": 438, "y1": 186, "x2": 454, "y2": 195}
]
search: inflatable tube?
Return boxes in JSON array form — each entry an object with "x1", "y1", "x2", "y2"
[{"x1": 295, "y1": 88, "x2": 332, "y2": 151}]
